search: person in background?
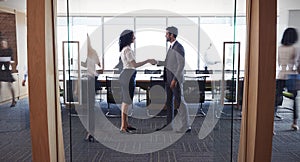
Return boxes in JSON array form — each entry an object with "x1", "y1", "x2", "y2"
[
  {"x1": 0, "y1": 39, "x2": 16, "y2": 107},
  {"x1": 275, "y1": 27, "x2": 299, "y2": 131},
  {"x1": 118, "y1": 29, "x2": 156, "y2": 133},
  {"x1": 81, "y1": 34, "x2": 101, "y2": 141},
  {"x1": 155, "y1": 26, "x2": 191, "y2": 133}
]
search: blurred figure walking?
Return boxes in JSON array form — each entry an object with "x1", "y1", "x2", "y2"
[{"x1": 0, "y1": 39, "x2": 16, "y2": 107}]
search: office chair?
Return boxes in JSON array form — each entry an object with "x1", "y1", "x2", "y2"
[
  {"x1": 184, "y1": 76, "x2": 207, "y2": 116},
  {"x1": 137, "y1": 69, "x2": 162, "y2": 102},
  {"x1": 105, "y1": 76, "x2": 122, "y2": 117},
  {"x1": 147, "y1": 76, "x2": 166, "y2": 117}
]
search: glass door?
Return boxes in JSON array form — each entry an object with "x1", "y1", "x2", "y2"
[{"x1": 57, "y1": 0, "x2": 246, "y2": 161}]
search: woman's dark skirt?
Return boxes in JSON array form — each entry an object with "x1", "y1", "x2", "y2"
[{"x1": 119, "y1": 69, "x2": 136, "y2": 104}]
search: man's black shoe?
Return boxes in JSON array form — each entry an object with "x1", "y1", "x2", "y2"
[{"x1": 176, "y1": 127, "x2": 191, "y2": 133}]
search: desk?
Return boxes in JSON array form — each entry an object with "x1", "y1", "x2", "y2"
[
  {"x1": 97, "y1": 74, "x2": 211, "y2": 83},
  {"x1": 97, "y1": 74, "x2": 212, "y2": 91},
  {"x1": 97, "y1": 74, "x2": 210, "y2": 105}
]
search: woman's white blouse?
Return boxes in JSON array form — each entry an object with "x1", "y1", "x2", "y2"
[
  {"x1": 121, "y1": 46, "x2": 136, "y2": 69},
  {"x1": 277, "y1": 45, "x2": 299, "y2": 80}
]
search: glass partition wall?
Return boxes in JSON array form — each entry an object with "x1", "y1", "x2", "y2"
[
  {"x1": 58, "y1": 0, "x2": 246, "y2": 161},
  {"x1": 272, "y1": 1, "x2": 300, "y2": 161}
]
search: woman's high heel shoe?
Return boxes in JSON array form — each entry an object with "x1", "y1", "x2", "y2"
[
  {"x1": 88, "y1": 135, "x2": 95, "y2": 142},
  {"x1": 10, "y1": 101, "x2": 17, "y2": 107},
  {"x1": 291, "y1": 124, "x2": 299, "y2": 131},
  {"x1": 84, "y1": 134, "x2": 97, "y2": 142}
]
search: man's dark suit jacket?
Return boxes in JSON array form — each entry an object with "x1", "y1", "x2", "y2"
[{"x1": 158, "y1": 41, "x2": 185, "y2": 84}]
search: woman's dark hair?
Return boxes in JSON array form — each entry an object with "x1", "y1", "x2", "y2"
[
  {"x1": 119, "y1": 30, "x2": 134, "y2": 52},
  {"x1": 281, "y1": 28, "x2": 298, "y2": 46}
]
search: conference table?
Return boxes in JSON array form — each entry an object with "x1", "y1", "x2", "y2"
[
  {"x1": 96, "y1": 73, "x2": 211, "y2": 90},
  {"x1": 96, "y1": 73, "x2": 241, "y2": 89}
]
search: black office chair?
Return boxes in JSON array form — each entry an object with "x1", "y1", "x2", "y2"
[
  {"x1": 59, "y1": 85, "x2": 65, "y2": 107},
  {"x1": 95, "y1": 76, "x2": 103, "y2": 102},
  {"x1": 144, "y1": 69, "x2": 162, "y2": 74},
  {"x1": 196, "y1": 69, "x2": 212, "y2": 74},
  {"x1": 137, "y1": 69, "x2": 162, "y2": 102},
  {"x1": 105, "y1": 76, "x2": 122, "y2": 117},
  {"x1": 224, "y1": 77, "x2": 244, "y2": 104},
  {"x1": 147, "y1": 76, "x2": 166, "y2": 117},
  {"x1": 184, "y1": 76, "x2": 207, "y2": 116}
]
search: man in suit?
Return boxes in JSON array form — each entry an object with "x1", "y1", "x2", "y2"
[{"x1": 155, "y1": 26, "x2": 191, "y2": 133}]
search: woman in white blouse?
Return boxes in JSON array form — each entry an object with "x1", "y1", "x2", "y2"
[
  {"x1": 118, "y1": 30, "x2": 156, "y2": 133},
  {"x1": 276, "y1": 27, "x2": 299, "y2": 130}
]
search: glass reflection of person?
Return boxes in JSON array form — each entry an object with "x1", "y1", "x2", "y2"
[
  {"x1": 276, "y1": 28, "x2": 299, "y2": 130},
  {"x1": 118, "y1": 30, "x2": 156, "y2": 133},
  {"x1": 0, "y1": 39, "x2": 16, "y2": 107},
  {"x1": 81, "y1": 34, "x2": 101, "y2": 142}
]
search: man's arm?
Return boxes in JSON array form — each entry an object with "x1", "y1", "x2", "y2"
[{"x1": 173, "y1": 44, "x2": 185, "y2": 83}]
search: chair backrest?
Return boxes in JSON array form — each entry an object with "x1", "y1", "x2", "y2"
[
  {"x1": 196, "y1": 69, "x2": 212, "y2": 74},
  {"x1": 106, "y1": 76, "x2": 122, "y2": 104},
  {"x1": 224, "y1": 77, "x2": 244, "y2": 103},
  {"x1": 184, "y1": 76, "x2": 206, "y2": 103},
  {"x1": 149, "y1": 76, "x2": 165, "y2": 104},
  {"x1": 95, "y1": 76, "x2": 102, "y2": 91},
  {"x1": 145, "y1": 69, "x2": 162, "y2": 74}
]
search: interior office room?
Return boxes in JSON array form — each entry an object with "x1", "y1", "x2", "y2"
[{"x1": 0, "y1": 0, "x2": 299, "y2": 161}]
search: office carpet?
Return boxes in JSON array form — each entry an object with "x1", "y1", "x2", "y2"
[{"x1": 0, "y1": 98, "x2": 299, "y2": 161}]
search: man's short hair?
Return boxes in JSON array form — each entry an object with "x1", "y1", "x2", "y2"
[{"x1": 166, "y1": 26, "x2": 178, "y2": 36}]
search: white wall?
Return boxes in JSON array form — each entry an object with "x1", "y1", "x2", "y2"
[
  {"x1": 278, "y1": 0, "x2": 300, "y2": 44},
  {"x1": 16, "y1": 11, "x2": 28, "y2": 98},
  {"x1": 288, "y1": 10, "x2": 300, "y2": 47},
  {"x1": 57, "y1": 0, "x2": 247, "y2": 16}
]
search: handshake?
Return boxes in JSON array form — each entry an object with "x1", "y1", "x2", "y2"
[{"x1": 147, "y1": 59, "x2": 158, "y2": 65}]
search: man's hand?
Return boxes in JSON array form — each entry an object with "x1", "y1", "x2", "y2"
[
  {"x1": 170, "y1": 79, "x2": 177, "y2": 89},
  {"x1": 22, "y1": 80, "x2": 26, "y2": 86}
]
